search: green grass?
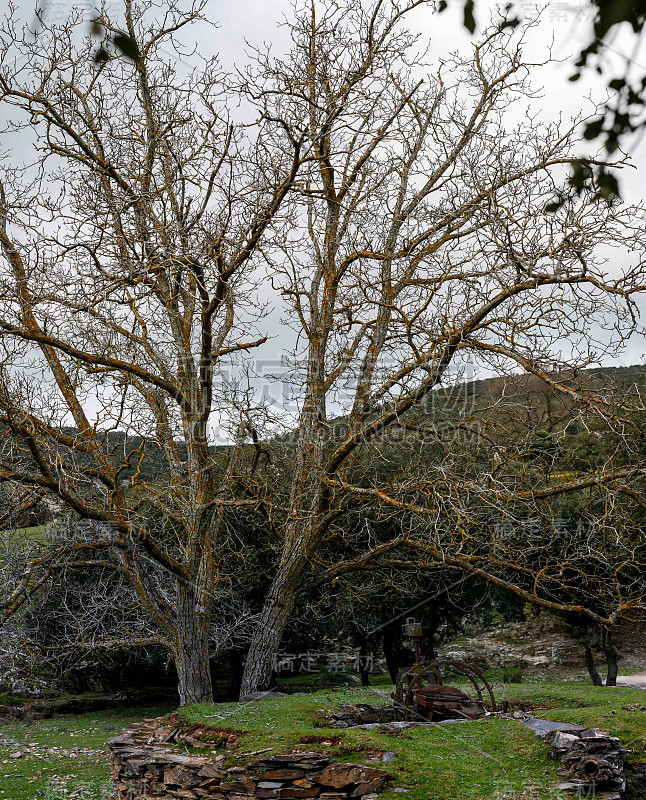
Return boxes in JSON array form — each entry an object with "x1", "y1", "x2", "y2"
[
  {"x1": 1, "y1": 679, "x2": 645, "y2": 800},
  {"x1": 0, "y1": 526, "x2": 48, "y2": 545},
  {"x1": 178, "y1": 680, "x2": 646, "y2": 800},
  {"x1": 497, "y1": 679, "x2": 646, "y2": 749},
  {"x1": 0, "y1": 704, "x2": 173, "y2": 800}
]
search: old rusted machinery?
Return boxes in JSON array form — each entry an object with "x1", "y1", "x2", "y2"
[
  {"x1": 393, "y1": 620, "x2": 496, "y2": 722},
  {"x1": 392, "y1": 659, "x2": 497, "y2": 721}
]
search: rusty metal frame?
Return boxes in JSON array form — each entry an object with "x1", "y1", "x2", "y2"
[{"x1": 393, "y1": 659, "x2": 497, "y2": 721}]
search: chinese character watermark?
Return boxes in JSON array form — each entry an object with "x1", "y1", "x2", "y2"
[{"x1": 271, "y1": 651, "x2": 376, "y2": 675}]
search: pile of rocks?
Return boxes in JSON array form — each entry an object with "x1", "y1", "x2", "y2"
[
  {"x1": 331, "y1": 704, "x2": 402, "y2": 728},
  {"x1": 249, "y1": 753, "x2": 389, "y2": 798},
  {"x1": 545, "y1": 727, "x2": 627, "y2": 799},
  {"x1": 109, "y1": 725, "x2": 389, "y2": 799}
]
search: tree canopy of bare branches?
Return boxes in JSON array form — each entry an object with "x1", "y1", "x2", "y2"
[
  {"x1": 234, "y1": 1, "x2": 646, "y2": 693},
  {"x1": 0, "y1": 0, "x2": 309, "y2": 703},
  {"x1": 0, "y1": 0, "x2": 645, "y2": 702}
]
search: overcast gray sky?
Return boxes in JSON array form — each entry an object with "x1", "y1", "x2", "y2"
[
  {"x1": 206, "y1": 0, "x2": 646, "y2": 368},
  {"x1": 3, "y1": 0, "x2": 646, "y2": 438}
]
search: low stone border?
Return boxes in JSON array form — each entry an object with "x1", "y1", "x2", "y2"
[
  {"x1": 109, "y1": 709, "x2": 629, "y2": 799},
  {"x1": 109, "y1": 724, "x2": 389, "y2": 799},
  {"x1": 547, "y1": 727, "x2": 626, "y2": 798},
  {"x1": 507, "y1": 713, "x2": 627, "y2": 800}
]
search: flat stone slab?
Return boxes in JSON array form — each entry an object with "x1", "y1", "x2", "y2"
[
  {"x1": 354, "y1": 721, "x2": 429, "y2": 731},
  {"x1": 239, "y1": 691, "x2": 288, "y2": 701},
  {"x1": 515, "y1": 718, "x2": 586, "y2": 737}
]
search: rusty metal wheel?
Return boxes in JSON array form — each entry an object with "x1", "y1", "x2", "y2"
[
  {"x1": 393, "y1": 659, "x2": 496, "y2": 720},
  {"x1": 393, "y1": 661, "x2": 442, "y2": 719},
  {"x1": 413, "y1": 660, "x2": 497, "y2": 712}
]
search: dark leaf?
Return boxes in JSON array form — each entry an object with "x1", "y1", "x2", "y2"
[
  {"x1": 627, "y1": 88, "x2": 642, "y2": 105},
  {"x1": 595, "y1": 0, "x2": 639, "y2": 38},
  {"x1": 463, "y1": 0, "x2": 476, "y2": 33},
  {"x1": 568, "y1": 160, "x2": 593, "y2": 190},
  {"x1": 499, "y1": 15, "x2": 521, "y2": 30},
  {"x1": 93, "y1": 47, "x2": 110, "y2": 64},
  {"x1": 605, "y1": 133, "x2": 620, "y2": 153},
  {"x1": 575, "y1": 42, "x2": 599, "y2": 68},
  {"x1": 596, "y1": 169, "x2": 619, "y2": 202},
  {"x1": 583, "y1": 119, "x2": 604, "y2": 140},
  {"x1": 498, "y1": 6, "x2": 520, "y2": 31},
  {"x1": 113, "y1": 32, "x2": 141, "y2": 62}
]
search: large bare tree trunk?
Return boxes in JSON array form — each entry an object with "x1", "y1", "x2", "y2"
[
  {"x1": 383, "y1": 622, "x2": 404, "y2": 684},
  {"x1": 174, "y1": 585, "x2": 213, "y2": 705},
  {"x1": 582, "y1": 625, "x2": 620, "y2": 687},
  {"x1": 240, "y1": 554, "x2": 308, "y2": 696}
]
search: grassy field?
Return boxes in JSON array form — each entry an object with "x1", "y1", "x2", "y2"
[
  {"x1": 0, "y1": 527, "x2": 49, "y2": 548},
  {"x1": 177, "y1": 678, "x2": 646, "y2": 800},
  {"x1": 0, "y1": 679, "x2": 644, "y2": 800},
  {"x1": 0, "y1": 705, "x2": 173, "y2": 800}
]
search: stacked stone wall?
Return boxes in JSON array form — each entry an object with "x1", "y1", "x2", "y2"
[{"x1": 109, "y1": 729, "x2": 389, "y2": 800}]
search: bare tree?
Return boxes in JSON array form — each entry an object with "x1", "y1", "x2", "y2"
[
  {"x1": 0, "y1": 0, "x2": 307, "y2": 704},
  {"x1": 235, "y1": 2, "x2": 646, "y2": 694},
  {"x1": 1, "y1": 0, "x2": 644, "y2": 704}
]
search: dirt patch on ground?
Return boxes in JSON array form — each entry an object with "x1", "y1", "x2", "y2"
[
  {"x1": 617, "y1": 671, "x2": 646, "y2": 687},
  {"x1": 165, "y1": 713, "x2": 246, "y2": 747},
  {"x1": 354, "y1": 745, "x2": 388, "y2": 758}
]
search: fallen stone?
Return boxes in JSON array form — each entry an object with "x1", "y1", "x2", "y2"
[
  {"x1": 351, "y1": 777, "x2": 388, "y2": 796},
  {"x1": 239, "y1": 691, "x2": 288, "y2": 701},
  {"x1": 198, "y1": 777, "x2": 222, "y2": 788},
  {"x1": 164, "y1": 753, "x2": 210, "y2": 766},
  {"x1": 164, "y1": 766, "x2": 202, "y2": 788},
  {"x1": 182, "y1": 735, "x2": 211, "y2": 748},
  {"x1": 257, "y1": 769, "x2": 307, "y2": 780},
  {"x1": 197, "y1": 764, "x2": 227, "y2": 778},
  {"x1": 153, "y1": 726, "x2": 176, "y2": 741},
  {"x1": 220, "y1": 782, "x2": 255, "y2": 793},
  {"x1": 546, "y1": 731, "x2": 580, "y2": 750},
  {"x1": 314, "y1": 764, "x2": 388, "y2": 789}
]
